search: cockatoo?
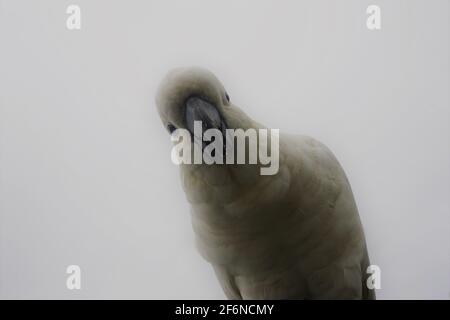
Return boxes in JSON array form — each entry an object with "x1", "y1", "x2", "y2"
[{"x1": 155, "y1": 67, "x2": 375, "y2": 300}]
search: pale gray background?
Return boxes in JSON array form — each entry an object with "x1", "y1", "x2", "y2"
[{"x1": 0, "y1": 0, "x2": 449, "y2": 299}]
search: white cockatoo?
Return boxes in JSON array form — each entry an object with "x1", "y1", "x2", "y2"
[{"x1": 155, "y1": 67, "x2": 375, "y2": 299}]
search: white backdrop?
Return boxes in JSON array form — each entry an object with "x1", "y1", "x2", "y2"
[{"x1": 0, "y1": 0, "x2": 449, "y2": 299}]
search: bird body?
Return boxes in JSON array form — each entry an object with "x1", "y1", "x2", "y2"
[{"x1": 156, "y1": 67, "x2": 375, "y2": 299}]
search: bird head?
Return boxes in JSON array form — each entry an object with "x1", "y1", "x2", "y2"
[
  {"x1": 155, "y1": 67, "x2": 257, "y2": 140},
  {"x1": 155, "y1": 67, "x2": 281, "y2": 199}
]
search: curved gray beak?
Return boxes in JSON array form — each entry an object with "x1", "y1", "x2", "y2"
[{"x1": 184, "y1": 96, "x2": 226, "y2": 138}]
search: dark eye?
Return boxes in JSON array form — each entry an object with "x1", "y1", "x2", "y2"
[
  {"x1": 167, "y1": 123, "x2": 176, "y2": 134},
  {"x1": 225, "y1": 92, "x2": 230, "y2": 103}
]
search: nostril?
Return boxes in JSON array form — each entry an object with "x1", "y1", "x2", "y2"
[{"x1": 167, "y1": 123, "x2": 176, "y2": 134}]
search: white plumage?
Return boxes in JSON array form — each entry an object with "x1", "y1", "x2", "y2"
[{"x1": 156, "y1": 67, "x2": 375, "y2": 299}]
